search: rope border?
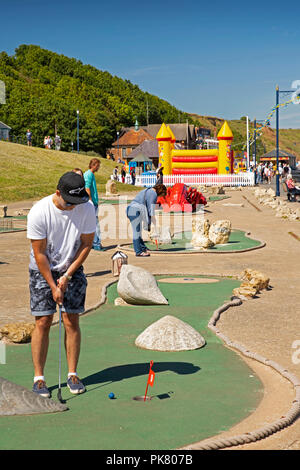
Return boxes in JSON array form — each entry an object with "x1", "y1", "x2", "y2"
[{"x1": 180, "y1": 296, "x2": 300, "y2": 450}]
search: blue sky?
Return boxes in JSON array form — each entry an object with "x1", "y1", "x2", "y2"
[{"x1": 1, "y1": 0, "x2": 300, "y2": 128}]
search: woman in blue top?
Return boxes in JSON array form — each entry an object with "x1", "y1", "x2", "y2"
[{"x1": 126, "y1": 184, "x2": 167, "y2": 256}]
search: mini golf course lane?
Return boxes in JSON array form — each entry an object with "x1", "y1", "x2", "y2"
[
  {"x1": 142, "y1": 230, "x2": 263, "y2": 253},
  {"x1": 0, "y1": 276, "x2": 263, "y2": 450}
]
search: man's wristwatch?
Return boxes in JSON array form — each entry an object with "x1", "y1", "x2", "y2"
[{"x1": 63, "y1": 273, "x2": 72, "y2": 281}]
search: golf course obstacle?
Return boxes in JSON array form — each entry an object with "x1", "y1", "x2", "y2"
[
  {"x1": 157, "y1": 121, "x2": 234, "y2": 176},
  {"x1": 0, "y1": 376, "x2": 68, "y2": 416},
  {"x1": 117, "y1": 264, "x2": 169, "y2": 305},
  {"x1": 135, "y1": 315, "x2": 206, "y2": 352}
]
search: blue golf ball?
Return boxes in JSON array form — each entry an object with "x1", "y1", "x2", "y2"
[{"x1": 108, "y1": 392, "x2": 115, "y2": 399}]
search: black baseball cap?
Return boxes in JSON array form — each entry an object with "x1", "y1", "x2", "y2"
[{"x1": 57, "y1": 172, "x2": 89, "y2": 205}]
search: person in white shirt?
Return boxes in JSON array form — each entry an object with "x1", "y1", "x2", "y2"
[{"x1": 27, "y1": 172, "x2": 96, "y2": 398}]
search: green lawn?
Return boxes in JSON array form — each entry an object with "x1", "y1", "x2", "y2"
[{"x1": 0, "y1": 141, "x2": 139, "y2": 203}]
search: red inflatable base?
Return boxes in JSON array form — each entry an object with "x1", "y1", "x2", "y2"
[
  {"x1": 157, "y1": 183, "x2": 207, "y2": 213},
  {"x1": 172, "y1": 167, "x2": 218, "y2": 175},
  {"x1": 172, "y1": 156, "x2": 218, "y2": 163}
]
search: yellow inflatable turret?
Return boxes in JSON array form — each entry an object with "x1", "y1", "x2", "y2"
[
  {"x1": 156, "y1": 123, "x2": 172, "y2": 174},
  {"x1": 217, "y1": 121, "x2": 233, "y2": 174}
]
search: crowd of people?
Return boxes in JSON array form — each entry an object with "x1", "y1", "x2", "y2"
[
  {"x1": 25, "y1": 130, "x2": 62, "y2": 150},
  {"x1": 254, "y1": 162, "x2": 292, "y2": 185},
  {"x1": 44, "y1": 134, "x2": 62, "y2": 150}
]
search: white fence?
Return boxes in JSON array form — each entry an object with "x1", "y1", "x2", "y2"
[
  {"x1": 136, "y1": 173, "x2": 255, "y2": 187},
  {"x1": 111, "y1": 172, "x2": 255, "y2": 187}
]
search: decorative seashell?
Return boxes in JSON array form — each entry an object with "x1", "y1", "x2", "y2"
[{"x1": 117, "y1": 265, "x2": 168, "y2": 305}]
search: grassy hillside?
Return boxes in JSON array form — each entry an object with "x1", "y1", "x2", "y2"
[
  {"x1": 0, "y1": 141, "x2": 138, "y2": 204},
  {"x1": 0, "y1": 45, "x2": 188, "y2": 155},
  {"x1": 189, "y1": 113, "x2": 300, "y2": 159}
]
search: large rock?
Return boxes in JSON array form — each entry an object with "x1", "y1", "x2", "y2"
[
  {"x1": 135, "y1": 315, "x2": 206, "y2": 351},
  {"x1": 0, "y1": 323, "x2": 35, "y2": 343},
  {"x1": 0, "y1": 377, "x2": 68, "y2": 415},
  {"x1": 149, "y1": 226, "x2": 172, "y2": 245},
  {"x1": 106, "y1": 179, "x2": 118, "y2": 196},
  {"x1": 192, "y1": 235, "x2": 214, "y2": 249},
  {"x1": 241, "y1": 269, "x2": 269, "y2": 291},
  {"x1": 191, "y1": 216, "x2": 213, "y2": 249},
  {"x1": 208, "y1": 186, "x2": 225, "y2": 195},
  {"x1": 192, "y1": 216, "x2": 210, "y2": 237},
  {"x1": 233, "y1": 284, "x2": 258, "y2": 299},
  {"x1": 117, "y1": 265, "x2": 168, "y2": 305},
  {"x1": 208, "y1": 220, "x2": 231, "y2": 244}
]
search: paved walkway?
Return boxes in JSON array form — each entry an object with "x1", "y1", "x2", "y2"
[{"x1": 1, "y1": 188, "x2": 300, "y2": 449}]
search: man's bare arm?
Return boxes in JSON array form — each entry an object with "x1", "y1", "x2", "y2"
[
  {"x1": 85, "y1": 187, "x2": 92, "y2": 200},
  {"x1": 31, "y1": 239, "x2": 63, "y2": 304},
  {"x1": 57, "y1": 232, "x2": 94, "y2": 290}
]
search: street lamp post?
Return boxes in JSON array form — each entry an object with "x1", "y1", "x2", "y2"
[
  {"x1": 117, "y1": 131, "x2": 119, "y2": 161},
  {"x1": 253, "y1": 118, "x2": 256, "y2": 167},
  {"x1": 275, "y1": 85, "x2": 295, "y2": 196},
  {"x1": 246, "y1": 116, "x2": 250, "y2": 170},
  {"x1": 275, "y1": 86, "x2": 280, "y2": 196},
  {"x1": 77, "y1": 110, "x2": 79, "y2": 154}
]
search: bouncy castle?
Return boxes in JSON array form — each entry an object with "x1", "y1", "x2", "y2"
[{"x1": 156, "y1": 121, "x2": 234, "y2": 175}]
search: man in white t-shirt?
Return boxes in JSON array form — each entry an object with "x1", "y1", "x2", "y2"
[{"x1": 27, "y1": 172, "x2": 96, "y2": 398}]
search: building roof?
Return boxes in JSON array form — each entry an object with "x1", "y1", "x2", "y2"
[
  {"x1": 261, "y1": 148, "x2": 296, "y2": 159},
  {"x1": 119, "y1": 123, "x2": 196, "y2": 143},
  {"x1": 141, "y1": 123, "x2": 196, "y2": 142},
  {"x1": 0, "y1": 121, "x2": 11, "y2": 130},
  {"x1": 112, "y1": 128, "x2": 154, "y2": 147},
  {"x1": 130, "y1": 153, "x2": 152, "y2": 163},
  {"x1": 128, "y1": 139, "x2": 159, "y2": 160}
]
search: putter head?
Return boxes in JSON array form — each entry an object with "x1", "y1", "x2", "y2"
[{"x1": 57, "y1": 388, "x2": 67, "y2": 404}]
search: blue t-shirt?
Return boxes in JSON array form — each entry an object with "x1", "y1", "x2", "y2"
[
  {"x1": 129, "y1": 188, "x2": 157, "y2": 222},
  {"x1": 84, "y1": 169, "x2": 98, "y2": 206}
]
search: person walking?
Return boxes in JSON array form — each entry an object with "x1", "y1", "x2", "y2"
[
  {"x1": 130, "y1": 166, "x2": 136, "y2": 185},
  {"x1": 55, "y1": 134, "x2": 61, "y2": 151},
  {"x1": 121, "y1": 166, "x2": 126, "y2": 183},
  {"x1": 84, "y1": 158, "x2": 103, "y2": 251},
  {"x1": 26, "y1": 129, "x2": 32, "y2": 146},
  {"x1": 156, "y1": 166, "x2": 164, "y2": 185},
  {"x1": 27, "y1": 171, "x2": 96, "y2": 398},
  {"x1": 257, "y1": 163, "x2": 262, "y2": 184},
  {"x1": 113, "y1": 166, "x2": 119, "y2": 181},
  {"x1": 126, "y1": 184, "x2": 167, "y2": 257}
]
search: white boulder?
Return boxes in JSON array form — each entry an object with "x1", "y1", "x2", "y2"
[{"x1": 135, "y1": 315, "x2": 206, "y2": 351}]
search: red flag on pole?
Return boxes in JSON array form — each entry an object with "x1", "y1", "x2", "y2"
[
  {"x1": 144, "y1": 361, "x2": 155, "y2": 401},
  {"x1": 148, "y1": 368, "x2": 155, "y2": 387}
]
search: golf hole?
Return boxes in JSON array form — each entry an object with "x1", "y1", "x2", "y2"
[{"x1": 132, "y1": 395, "x2": 152, "y2": 402}]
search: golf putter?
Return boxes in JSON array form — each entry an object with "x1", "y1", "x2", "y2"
[{"x1": 57, "y1": 303, "x2": 66, "y2": 404}]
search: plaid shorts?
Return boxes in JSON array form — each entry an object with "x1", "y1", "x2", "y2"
[{"x1": 29, "y1": 266, "x2": 87, "y2": 316}]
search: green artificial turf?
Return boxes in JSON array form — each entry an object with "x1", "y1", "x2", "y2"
[
  {"x1": 143, "y1": 230, "x2": 262, "y2": 252},
  {"x1": 0, "y1": 276, "x2": 263, "y2": 450}
]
